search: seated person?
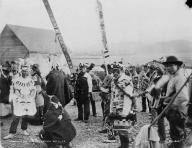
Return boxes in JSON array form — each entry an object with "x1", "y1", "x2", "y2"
[{"x1": 39, "y1": 96, "x2": 76, "y2": 148}]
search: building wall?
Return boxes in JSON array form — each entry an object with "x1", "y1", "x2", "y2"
[{"x1": 0, "y1": 26, "x2": 28, "y2": 63}]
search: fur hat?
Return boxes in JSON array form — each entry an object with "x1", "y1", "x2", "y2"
[
  {"x1": 87, "y1": 63, "x2": 95, "y2": 71},
  {"x1": 162, "y1": 56, "x2": 183, "y2": 66},
  {"x1": 31, "y1": 64, "x2": 39, "y2": 71},
  {"x1": 50, "y1": 95, "x2": 60, "y2": 104}
]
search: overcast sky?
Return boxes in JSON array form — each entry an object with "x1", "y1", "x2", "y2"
[{"x1": 0, "y1": 0, "x2": 192, "y2": 55}]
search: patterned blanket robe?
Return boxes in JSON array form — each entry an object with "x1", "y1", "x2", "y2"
[{"x1": 10, "y1": 76, "x2": 37, "y2": 116}]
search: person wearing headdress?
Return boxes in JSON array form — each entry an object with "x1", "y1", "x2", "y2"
[
  {"x1": 104, "y1": 64, "x2": 136, "y2": 147},
  {"x1": 146, "y1": 66, "x2": 167, "y2": 142},
  {"x1": 9, "y1": 61, "x2": 19, "y2": 79},
  {"x1": 99, "y1": 64, "x2": 113, "y2": 133},
  {"x1": 3, "y1": 63, "x2": 37, "y2": 140},
  {"x1": 26, "y1": 64, "x2": 46, "y2": 125},
  {"x1": 39, "y1": 95, "x2": 76, "y2": 148}
]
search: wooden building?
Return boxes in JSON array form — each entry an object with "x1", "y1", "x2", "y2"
[{"x1": 0, "y1": 24, "x2": 62, "y2": 64}]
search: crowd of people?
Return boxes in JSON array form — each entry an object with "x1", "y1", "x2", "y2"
[
  {"x1": 0, "y1": 59, "x2": 76, "y2": 148},
  {"x1": 1, "y1": 55, "x2": 192, "y2": 148}
]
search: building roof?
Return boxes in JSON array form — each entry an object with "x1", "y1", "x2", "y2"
[{"x1": 6, "y1": 24, "x2": 62, "y2": 54}]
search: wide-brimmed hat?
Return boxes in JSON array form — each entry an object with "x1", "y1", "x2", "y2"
[{"x1": 162, "y1": 56, "x2": 183, "y2": 66}]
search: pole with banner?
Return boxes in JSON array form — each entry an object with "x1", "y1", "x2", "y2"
[
  {"x1": 96, "y1": 0, "x2": 109, "y2": 75},
  {"x1": 42, "y1": 0, "x2": 74, "y2": 73}
]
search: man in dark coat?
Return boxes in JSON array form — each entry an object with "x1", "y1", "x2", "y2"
[
  {"x1": 0, "y1": 63, "x2": 11, "y2": 104},
  {"x1": 74, "y1": 64, "x2": 90, "y2": 123},
  {"x1": 46, "y1": 68, "x2": 73, "y2": 107},
  {"x1": 0, "y1": 63, "x2": 12, "y2": 130}
]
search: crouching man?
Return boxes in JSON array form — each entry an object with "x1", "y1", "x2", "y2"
[{"x1": 39, "y1": 96, "x2": 76, "y2": 148}]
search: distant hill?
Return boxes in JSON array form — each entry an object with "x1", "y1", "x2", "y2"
[
  {"x1": 72, "y1": 40, "x2": 192, "y2": 66},
  {"x1": 143, "y1": 40, "x2": 192, "y2": 66}
]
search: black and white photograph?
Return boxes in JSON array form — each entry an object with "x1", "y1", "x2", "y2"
[{"x1": 1, "y1": 0, "x2": 192, "y2": 148}]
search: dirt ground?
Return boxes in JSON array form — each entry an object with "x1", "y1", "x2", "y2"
[{"x1": 1, "y1": 100, "x2": 152, "y2": 148}]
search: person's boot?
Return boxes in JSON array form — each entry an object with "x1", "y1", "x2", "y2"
[
  {"x1": 63, "y1": 143, "x2": 72, "y2": 148},
  {"x1": 3, "y1": 133, "x2": 16, "y2": 140},
  {"x1": 142, "y1": 96, "x2": 146, "y2": 112},
  {"x1": 119, "y1": 134, "x2": 129, "y2": 148},
  {"x1": 74, "y1": 118, "x2": 82, "y2": 121},
  {"x1": 98, "y1": 129, "x2": 107, "y2": 134},
  {"x1": 103, "y1": 130, "x2": 116, "y2": 143},
  {"x1": 83, "y1": 120, "x2": 89, "y2": 123},
  {"x1": 169, "y1": 141, "x2": 185, "y2": 148},
  {"x1": 22, "y1": 130, "x2": 30, "y2": 136}
]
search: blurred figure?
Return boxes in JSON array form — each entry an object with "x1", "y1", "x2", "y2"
[
  {"x1": 0, "y1": 63, "x2": 12, "y2": 118},
  {"x1": 39, "y1": 96, "x2": 76, "y2": 148},
  {"x1": 46, "y1": 64, "x2": 73, "y2": 107},
  {"x1": 86, "y1": 63, "x2": 96, "y2": 117},
  {"x1": 139, "y1": 66, "x2": 150, "y2": 112},
  {"x1": 27, "y1": 64, "x2": 45, "y2": 125},
  {"x1": 10, "y1": 61, "x2": 19, "y2": 79},
  {"x1": 99, "y1": 64, "x2": 113, "y2": 133}
]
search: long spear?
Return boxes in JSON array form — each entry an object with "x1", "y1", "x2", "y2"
[
  {"x1": 42, "y1": 0, "x2": 74, "y2": 73},
  {"x1": 96, "y1": 0, "x2": 109, "y2": 75}
]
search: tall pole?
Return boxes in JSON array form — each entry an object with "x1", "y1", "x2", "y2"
[
  {"x1": 96, "y1": 0, "x2": 109, "y2": 75},
  {"x1": 42, "y1": 0, "x2": 74, "y2": 73}
]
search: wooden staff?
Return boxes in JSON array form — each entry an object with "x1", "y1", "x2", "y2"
[
  {"x1": 42, "y1": 0, "x2": 74, "y2": 73},
  {"x1": 96, "y1": 0, "x2": 109, "y2": 75},
  {"x1": 148, "y1": 71, "x2": 192, "y2": 146}
]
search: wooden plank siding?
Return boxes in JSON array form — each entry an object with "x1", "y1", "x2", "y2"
[
  {"x1": 0, "y1": 24, "x2": 65, "y2": 64},
  {"x1": 0, "y1": 46, "x2": 28, "y2": 63},
  {"x1": 0, "y1": 25, "x2": 28, "y2": 63}
]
